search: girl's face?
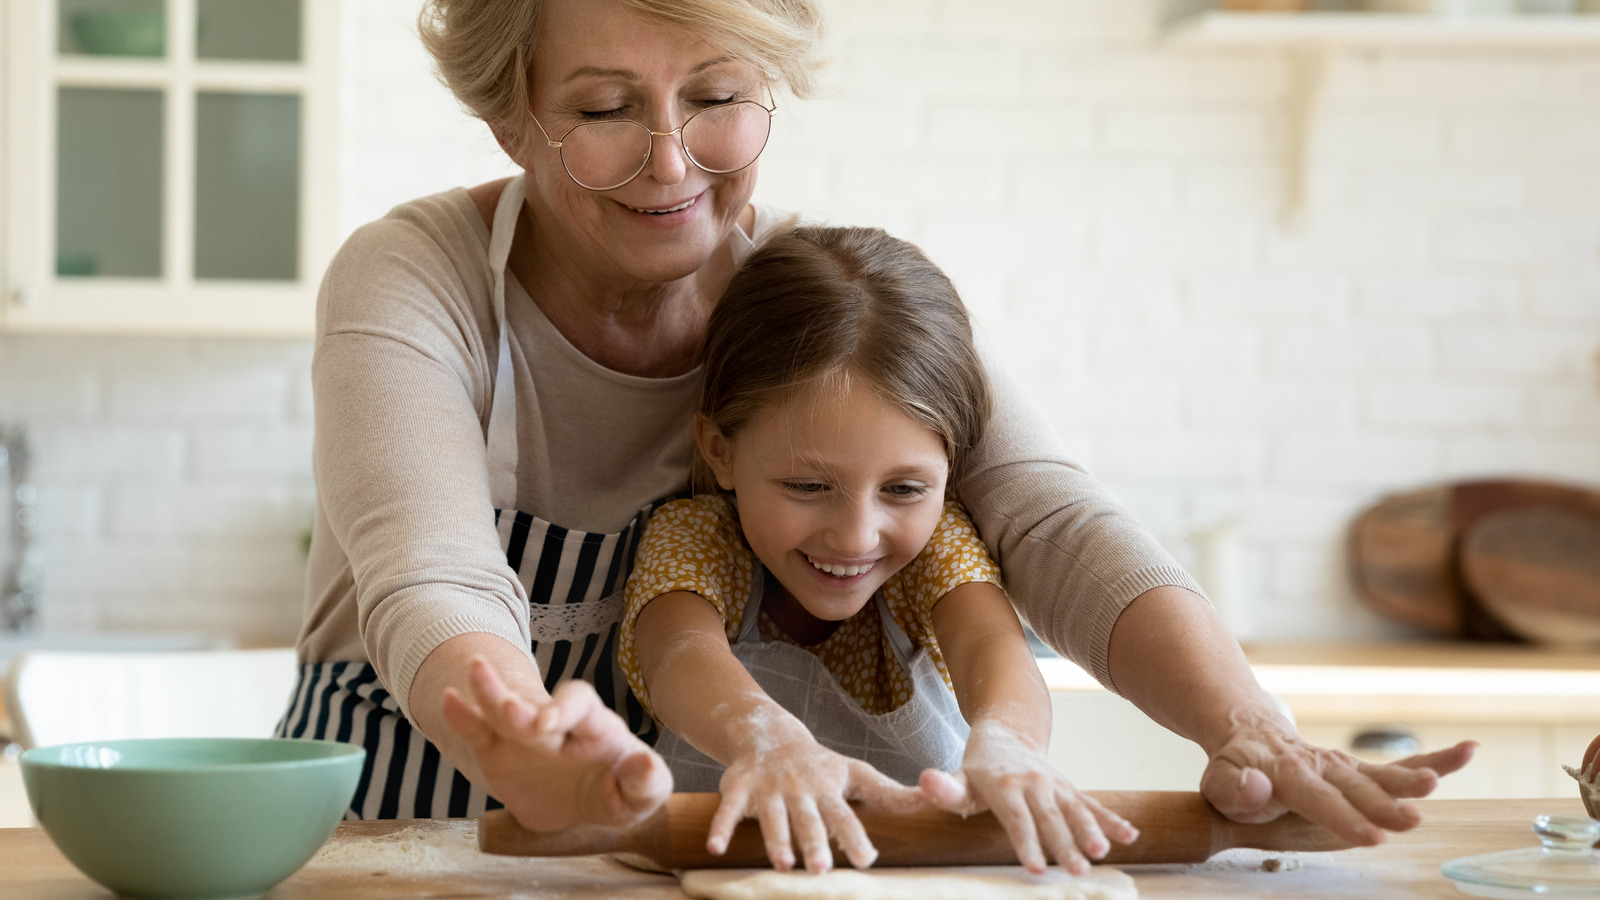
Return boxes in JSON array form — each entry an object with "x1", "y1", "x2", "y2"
[
  {"x1": 512, "y1": 0, "x2": 765, "y2": 288},
  {"x1": 697, "y1": 377, "x2": 951, "y2": 631}
]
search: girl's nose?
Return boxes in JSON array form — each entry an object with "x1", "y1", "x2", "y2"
[{"x1": 827, "y1": 500, "x2": 881, "y2": 556}]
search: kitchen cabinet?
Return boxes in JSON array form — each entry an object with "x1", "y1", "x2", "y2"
[{"x1": 2, "y1": 0, "x2": 338, "y2": 336}]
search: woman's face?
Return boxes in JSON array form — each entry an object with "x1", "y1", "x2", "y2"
[{"x1": 518, "y1": 0, "x2": 765, "y2": 287}]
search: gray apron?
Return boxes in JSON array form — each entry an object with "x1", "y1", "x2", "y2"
[
  {"x1": 278, "y1": 176, "x2": 665, "y2": 818},
  {"x1": 655, "y1": 562, "x2": 970, "y2": 790}
]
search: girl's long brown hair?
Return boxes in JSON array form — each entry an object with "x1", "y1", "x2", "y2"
[{"x1": 695, "y1": 226, "x2": 990, "y2": 493}]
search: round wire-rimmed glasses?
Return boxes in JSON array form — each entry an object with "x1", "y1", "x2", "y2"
[{"x1": 530, "y1": 95, "x2": 778, "y2": 192}]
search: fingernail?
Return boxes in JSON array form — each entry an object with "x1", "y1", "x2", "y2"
[{"x1": 1238, "y1": 766, "x2": 1252, "y2": 789}]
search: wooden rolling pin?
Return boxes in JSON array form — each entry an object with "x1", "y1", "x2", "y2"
[{"x1": 479, "y1": 790, "x2": 1351, "y2": 869}]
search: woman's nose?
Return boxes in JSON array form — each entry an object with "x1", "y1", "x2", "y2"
[{"x1": 644, "y1": 128, "x2": 689, "y2": 185}]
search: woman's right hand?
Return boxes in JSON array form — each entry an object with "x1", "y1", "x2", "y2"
[
  {"x1": 708, "y1": 719, "x2": 924, "y2": 873},
  {"x1": 441, "y1": 657, "x2": 673, "y2": 832}
]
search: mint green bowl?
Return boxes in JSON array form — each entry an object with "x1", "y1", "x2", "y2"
[{"x1": 21, "y1": 738, "x2": 364, "y2": 900}]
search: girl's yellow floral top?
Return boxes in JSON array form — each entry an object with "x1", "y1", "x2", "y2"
[{"x1": 620, "y1": 494, "x2": 1004, "y2": 717}]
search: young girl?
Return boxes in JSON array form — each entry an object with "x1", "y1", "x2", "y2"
[{"x1": 618, "y1": 226, "x2": 1139, "y2": 876}]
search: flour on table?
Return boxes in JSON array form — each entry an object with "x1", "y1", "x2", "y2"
[
  {"x1": 306, "y1": 821, "x2": 535, "y2": 873},
  {"x1": 679, "y1": 866, "x2": 1137, "y2": 900}
]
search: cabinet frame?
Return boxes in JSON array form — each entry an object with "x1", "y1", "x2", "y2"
[{"x1": 3, "y1": 0, "x2": 338, "y2": 336}]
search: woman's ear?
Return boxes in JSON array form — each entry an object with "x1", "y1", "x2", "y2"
[
  {"x1": 693, "y1": 415, "x2": 738, "y2": 491},
  {"x1": 488, "y1": 122, "x2": 524, "y2": 163}
]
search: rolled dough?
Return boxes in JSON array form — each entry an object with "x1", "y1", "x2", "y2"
[{"x1": 678, "y1": 866, "x2": 1137, "y2": 900}]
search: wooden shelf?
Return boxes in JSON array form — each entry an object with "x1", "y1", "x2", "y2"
[{"x1": 1168, "y1": 11, "x2": 1600, "y2": 47}]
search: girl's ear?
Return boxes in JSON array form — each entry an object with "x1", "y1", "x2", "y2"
[{"x1": 693, "y1": 415, "x2": 738, "y2": 491}]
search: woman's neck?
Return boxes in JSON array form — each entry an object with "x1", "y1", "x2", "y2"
[{"x1": 504, "y1": 204, "x2": 744, "y2": 379}]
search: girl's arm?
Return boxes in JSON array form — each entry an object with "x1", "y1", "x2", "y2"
[
  {"x1": 925, "y1": 582, "x2": 1138, "y2": 875},
  {"x1": 633, "y1": 590, "x2": 922, "y2": 873}
]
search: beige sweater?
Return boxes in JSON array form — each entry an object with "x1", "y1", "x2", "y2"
[{"x1": 294, "y1": 187, "x2": 1204, "y2": 722}]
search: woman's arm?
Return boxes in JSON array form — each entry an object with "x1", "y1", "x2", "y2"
[
  {"x1": 634, "y1": 591, "x2": 920, "y2": 873},
  {"x1": 1106, "y1": 585, "x2": 1476, "y2": 846},
  {"x1": 922, "y1": 582, "x2": 1137, "y2": 875},
  {"x1": 957, "y1": 350, "x2": 1474, "y2": 841}
]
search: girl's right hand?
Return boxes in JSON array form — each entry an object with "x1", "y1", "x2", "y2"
[{"x1": 707, "y1": 727, "x2": 924, "y2": 873}]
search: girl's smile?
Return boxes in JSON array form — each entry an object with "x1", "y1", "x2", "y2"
[{"x1": 697, "y1": 374, "x2": 951, "y2": 634}]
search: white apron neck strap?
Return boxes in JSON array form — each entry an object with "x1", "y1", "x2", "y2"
[
  {"x1": 484, "y1": 174, "x2": 526, "y2": 510},
  {"x1": 735, "y1": 562, "x2": 917, "y2": 664}
]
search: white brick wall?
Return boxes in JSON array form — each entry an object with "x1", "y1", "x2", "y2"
[{"x1": 0, "y1": 0, "x2": 1595, "y2": 645}]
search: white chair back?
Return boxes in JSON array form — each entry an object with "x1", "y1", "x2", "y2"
[{"x1": 3, "y1": 648, "x2": 299, "y2": 749}]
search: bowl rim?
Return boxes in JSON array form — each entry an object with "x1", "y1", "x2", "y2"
[{"x1": 19, "y1": 736, "x2": 365, "y2": 773}]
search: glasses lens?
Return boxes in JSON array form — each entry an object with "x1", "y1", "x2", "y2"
[
  {"x1": 682, "y1": 101, "x2": 772, "y2": 174},
  {"x1": 560, "y1": 121, "x2": 651, "y2": 190}
]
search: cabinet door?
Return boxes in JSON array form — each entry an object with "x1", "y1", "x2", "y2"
[
  {"x1": 1046, "y1": 690, "x2": 1212, "y2": 791},
  {"x1": 3, "y1": 0, "x2": 336, "y2": 335},
  {"x1": 1298, "y1": 723, "x2": 1561, "y2": 799}
]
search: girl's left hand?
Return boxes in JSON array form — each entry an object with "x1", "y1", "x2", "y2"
[{"x1": 918, "y1": 720, "x2": 1139, "y2": 875}]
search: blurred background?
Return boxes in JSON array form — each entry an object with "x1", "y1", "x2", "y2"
[
  {"x1": 1, "y1": 0, "x2": 1598, "y2": 816},
  {"x1": 4, "y1": 0, "x2": 1595, "y2": 646}
]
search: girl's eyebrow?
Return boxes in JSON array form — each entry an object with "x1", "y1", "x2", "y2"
[{"x1": 561, "y1": 57, "x2": 737, "y2": 85}]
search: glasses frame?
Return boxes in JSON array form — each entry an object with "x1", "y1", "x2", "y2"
[{"x1": 529, "y1": 90, "x2": 779, "y2": 192}]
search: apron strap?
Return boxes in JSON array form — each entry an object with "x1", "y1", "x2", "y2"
[
  {"x1": 484, "y1": 175, "x2": 526, "y2": 510},
  {"x1": 735, "y1": 561, "x2": 920, "y2": 666}
]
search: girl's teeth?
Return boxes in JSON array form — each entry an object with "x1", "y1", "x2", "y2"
[{"x1": 809, "y1": 558, "x2": 873, "y2": 577}]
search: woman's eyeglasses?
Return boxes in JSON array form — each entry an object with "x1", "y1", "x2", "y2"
[{"x1": 530, "y1": 95, "x2": 778, "y2": 192}]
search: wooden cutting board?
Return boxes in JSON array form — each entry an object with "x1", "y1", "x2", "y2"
[
  {"x1": 1348, "y1": 478, "x2": 1600, "y2": 639},
  {"x1": 478, "y1": 791, "x2": 1351, "y2": 869},
  {"x1": 1461, "y1": 504, "x2": 1600, "y2": 648}
]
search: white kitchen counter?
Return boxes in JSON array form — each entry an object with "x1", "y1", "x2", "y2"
[{"x1": 0, "y1": 754, "x2": 31, "y2": 828}]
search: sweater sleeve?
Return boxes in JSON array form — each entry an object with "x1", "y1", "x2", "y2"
[
  {"x1": 956, "y1": 343, "x2": 1206, "y2": 694},
  {"x1": 307, "y1": 195, "x2": 533, "y2": 724}
]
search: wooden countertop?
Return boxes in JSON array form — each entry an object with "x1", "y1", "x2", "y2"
[{"x1": 2, "y1": 798, "x2": 1587, "y2": 898}]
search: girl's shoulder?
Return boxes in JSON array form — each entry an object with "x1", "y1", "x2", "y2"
[{"x1": 646, "y1": 494, "x2": 748, "y2": 557}]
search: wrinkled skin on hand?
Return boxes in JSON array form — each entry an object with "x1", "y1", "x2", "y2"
[
  {"x1": 441, "y1": 657, "x2": 672, "y2": 832},
  {"x1": 1199, "y1": 708, "x2": 1477, "y2": 846},
  {"x1": 706, "y1": 720, "x2": 924, "y2": 874},
  {"x1": 919, "y1": 720, "x2": 1139, "y2": 875}
]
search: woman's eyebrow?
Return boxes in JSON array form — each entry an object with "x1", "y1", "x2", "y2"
[{"x1": 561, "y1": 57, "x2": 736, "y2": 85}]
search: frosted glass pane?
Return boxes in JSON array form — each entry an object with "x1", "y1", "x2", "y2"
[
  {"x1": 195, "y1": 93, "x2": 300, "y2": 281},
  {"x1": 59, "y1": 0, "x2": 165, "y2": 57},
  {"x1": 197, "y1": 0, "x2": 300, "y2": 61},
  {"x1": 57, "y1": 88, "x2": 164, "y2": 278}
]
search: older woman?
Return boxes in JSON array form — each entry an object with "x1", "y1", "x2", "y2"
[{"x1": 281, "y1": 0, "x2": 1472, "y2": 869}]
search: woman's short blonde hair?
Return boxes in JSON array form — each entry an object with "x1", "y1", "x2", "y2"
[{"x1": 418, "y1": 0, "x2": 824, "y2": 155}]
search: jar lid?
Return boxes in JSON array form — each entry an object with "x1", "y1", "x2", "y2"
[{"x1": 1442, "y1": 815, "x2": 1600, "y2": 898}]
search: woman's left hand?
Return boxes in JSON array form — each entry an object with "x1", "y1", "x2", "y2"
[
  {"x1": 1198, "y1": 707, "x2": 1477, "y2": 846},
  {"x1": 918, "y1": 720, "x2": 1139, "y2": 875}
]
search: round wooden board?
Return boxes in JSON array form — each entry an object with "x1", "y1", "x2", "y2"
[{"x1": 1461, "y1": 505, "x2": 1600, "y2": 648}]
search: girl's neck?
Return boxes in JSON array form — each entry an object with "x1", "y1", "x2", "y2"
[{"x1": 761, "y1": 569, "x2": 843, "y2": 647}]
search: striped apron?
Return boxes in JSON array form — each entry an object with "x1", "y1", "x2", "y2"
[{"x1": 277, "y1": 175, "x2": 665, "y2": 819}]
